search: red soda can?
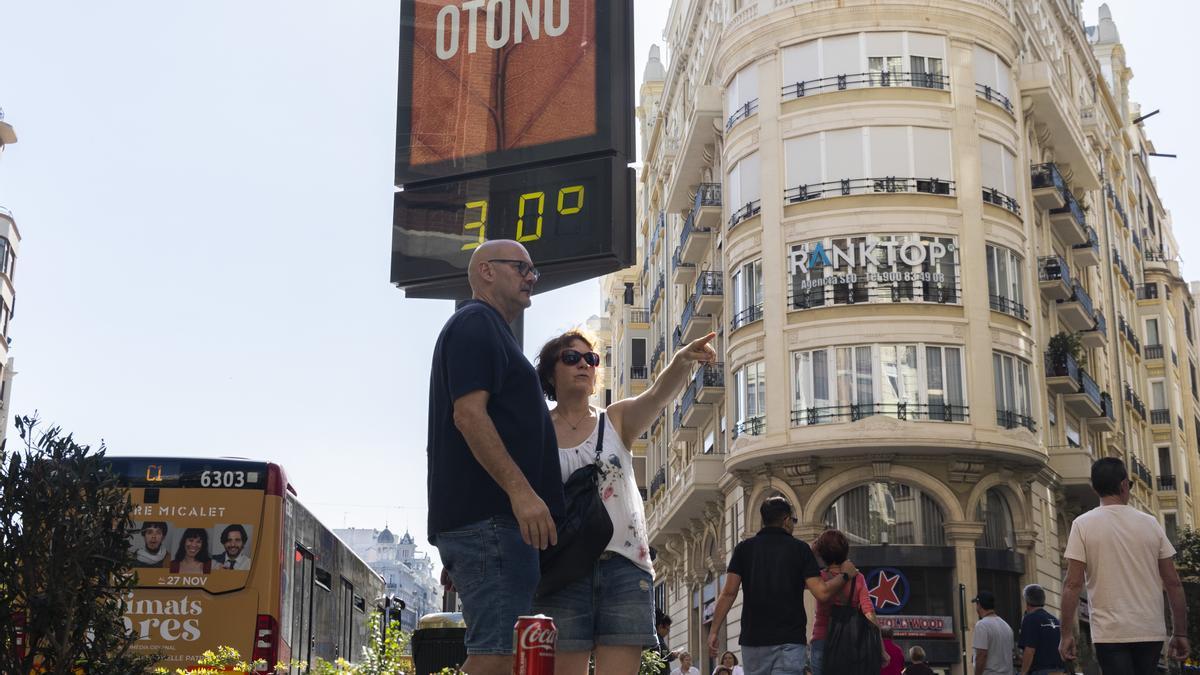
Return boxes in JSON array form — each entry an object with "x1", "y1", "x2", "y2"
[{"x1": 513, "y1": 614, "x2": 557, "y2": 675}]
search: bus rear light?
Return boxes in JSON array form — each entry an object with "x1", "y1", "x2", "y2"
[{"x1": 251, "y1": 614, "x2": 278, "y2": 672}]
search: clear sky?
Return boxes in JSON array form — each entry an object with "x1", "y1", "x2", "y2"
[
  {"x1": 0, "y1": 1, "x2": 1194, "y2": 574},
  {"x1": 0, "y1": 0, "x2": 671, "y2": 570}
]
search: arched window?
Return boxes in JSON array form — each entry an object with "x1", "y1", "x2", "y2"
[
  {"x1": 977, "y1": 488, "x2": 1015, "y2": 550},
  {"x1": 824, "y1": 481, "x2": 946, "y2": 546}
]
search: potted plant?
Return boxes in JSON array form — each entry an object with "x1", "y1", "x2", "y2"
[{"x1": 1047, "y1": 332, "x2": 1086, "y2": 374}]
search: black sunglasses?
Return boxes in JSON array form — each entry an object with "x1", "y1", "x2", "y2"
[
  {"x1": 487, "y1": 258, "x2": 540, "y2": 281},
  {"x1": 560, "y1": 349, "x2": 601, "y2": 367}
]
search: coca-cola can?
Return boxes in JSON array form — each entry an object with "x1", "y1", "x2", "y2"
[{"x1": 513, "y1": 614, "x2": 556, "y2": 675}]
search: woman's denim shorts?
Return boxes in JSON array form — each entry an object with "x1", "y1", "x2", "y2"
[{"x1": 533, "y1": 552, "x2": 656, "y2": 652}]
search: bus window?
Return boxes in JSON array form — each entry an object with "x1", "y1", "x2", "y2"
[{"x1": 293, "y1": 546, "x2": 315, "y2": 674}]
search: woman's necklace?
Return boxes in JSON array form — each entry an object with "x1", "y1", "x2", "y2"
[{"x1": 557, "y1": 407, "x2": 592, "y2": 430}]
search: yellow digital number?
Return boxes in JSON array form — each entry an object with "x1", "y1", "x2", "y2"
[
  {"x1": 516, "y1": 192, "x2": 545, "y2": 243},
  {"x1": 145, "y1": 465, "x2": 163, "y2": 483},
  {"x1": 460, "y1": 200, "x2": 488, "y2": 251},
  {"x1": 557, "y1": 185, "x2": 585, "y2": 215}
]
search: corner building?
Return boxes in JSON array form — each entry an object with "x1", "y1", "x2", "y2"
[{"x1": 601, "y1": 2, "x2": 1200, "y2": 672}]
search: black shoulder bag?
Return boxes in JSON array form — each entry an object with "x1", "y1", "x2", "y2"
[
  {"x1": 822, "y1": 575, "x2": 883, "y2": 675},
  {"x1": 536, "y1": 413, "x2": 614, "y2": 598}
]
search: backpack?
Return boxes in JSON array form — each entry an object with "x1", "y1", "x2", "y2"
[{"x1": 823, "y1": 575, "x2": 883, "y2": 675}]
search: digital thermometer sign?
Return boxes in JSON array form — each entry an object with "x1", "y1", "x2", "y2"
[{"x1": 392, "y1": 0, "x2": 635, "y2": 298}]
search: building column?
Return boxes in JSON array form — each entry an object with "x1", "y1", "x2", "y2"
[{"x1": 946, "y1": 521, "x2": 985, "y2": 675}]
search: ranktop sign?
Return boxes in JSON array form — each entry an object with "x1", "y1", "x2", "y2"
[{"x1": 790, "y1": 236, "x2": 955, "y2": 274}]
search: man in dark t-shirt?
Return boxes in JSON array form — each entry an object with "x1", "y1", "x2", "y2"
[
  {"x1": 1018, "y1": 584, "x2": 1065, "y2": 675},
  {"x1": 707, "y1": 497, "x2": 859, "y2": 675},
  {"x1": 427, "y1": 239, "x2": 564, "y2": 675}
]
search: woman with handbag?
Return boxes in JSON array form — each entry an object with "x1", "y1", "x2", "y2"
[
  {"x1": 809, "y1": 529, "x2": 888, "y2": 675},
  {"x1": 532, "y1": 328, "x2": 717, "y2": 675}
]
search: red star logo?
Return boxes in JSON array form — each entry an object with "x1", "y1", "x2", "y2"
[{"x1": 869, "y1": 571, "x2": 903, "y2": 610}]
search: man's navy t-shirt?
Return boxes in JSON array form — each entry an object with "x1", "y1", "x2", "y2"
[
  {"x1": 727, "y1": 527, "x2": 822, "y2": 646},
  {"x1": 1018, "y1": 608, "x2": 1064, "y2": 671},
  {"x1": 426, "y1": 300, "x2": 564, "y2": 542}
]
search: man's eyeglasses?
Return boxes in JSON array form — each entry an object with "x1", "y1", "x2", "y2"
[
  {"x1": 488, "y1": 259, "x2": 541, "y2": 281},
  {"x1": 560, "y1": 349, "x2": 601, "y2": 367}
]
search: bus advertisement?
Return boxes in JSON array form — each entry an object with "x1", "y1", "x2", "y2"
[{"x1": 109, "y1": 458, "x2": 384, "y2": 673}]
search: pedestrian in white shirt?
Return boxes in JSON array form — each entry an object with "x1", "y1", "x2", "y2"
[
  {"x1": 673, "y1": 651, "x2": 700, "y2": 675},
  {"x1": 971, "y1": 590, "x2": 1013, "y2": 675},
  {"x1": 1059, "y1": 457, "x2": 1189, "y2": 674}
]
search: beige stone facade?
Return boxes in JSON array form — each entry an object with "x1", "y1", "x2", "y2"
[
  {"x1": 0, "y1": 108, "x2": 19, "y2": 449},
  {"x1": 600, "y1": 1, "x2": 1200, "y2": 672}
]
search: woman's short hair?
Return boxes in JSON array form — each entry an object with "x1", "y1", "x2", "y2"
[
  {"x1": 720, "y1": 650, "x2": 738, "y2": 665},
  {"x1": 174, "y1": 527, "x2": 212, "y2": 563},
  {"x1": 813, "y1": 529, "x2": 850, "y2": 565},
  {"x1": 909, "y1": 645, "x2": 926, "y2": 662},
  {"x1": 535, "y1": 330, "x2": 596, "y2": 402}
]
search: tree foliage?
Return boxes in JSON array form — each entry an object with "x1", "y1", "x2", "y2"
[
  {"x1": 0, "y1": 415, "x2": 160, "y2": 674},
  {"x1": 1173, "y1": 527, "x2": 1200, "y2": 662}
]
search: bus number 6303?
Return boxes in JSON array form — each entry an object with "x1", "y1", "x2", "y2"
[{"x1": 200, "y1": 470, "x2": 246, "y2": 488}]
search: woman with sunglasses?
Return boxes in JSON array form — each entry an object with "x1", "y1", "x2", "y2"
[{"x1": 533, "y1": 328, "x2": 717, "y2": 675}]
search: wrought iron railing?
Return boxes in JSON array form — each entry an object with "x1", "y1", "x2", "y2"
[
  {"x1": 1151, "y1": 409, "x2": 1171, "y2": 426},
  {"x1": 1145, "y1": 344, "x2": 1164, "y2": 360},
  {"x1": 1039, "y1": 255, "x2": 1073, "y2": 287},
  {"x1": 983, "y1": 187, "x2": 1021, "y2": 215},
  {"x1": 996, "y1": 409, "x2": 1037, "y2": 432},
  {"x1": 989, "y1": 295, "x2": 1029, "y2": 320},
  {"x1": 648, "y1": 466, "x2": 666, "y2": 499},
  {"x1": 1050, "y1": 189, "x2": 1087, "y2": 233},
  {"x1": 1031, "y1": 163, "x2": 1067, "y2": 193},
  {"x1": 785, "y1": 177, "x2": 953, "y2": 202},
  {"x1": 1137, "y1": 283, "x2": 1160, "y2": 300},
  {"x1": 782, "y1": 71, "x2": 949, "y2": 100},
  {"x1": 732, "y1": 416, "x2": 765, "y2": 439},
  {"x1": 1158, "y1": 475, "x2": 1177, "y2": 492},
  {"x1": 630, "y1": 366, "x2": 648, "y2": 380},
  {"x1": 726, "y1": 99, "x2": 759, "y2": 130},
  {"x1": 976, "y1": 83, "x2": 1014, "y2": 113},
  {"x1": 1062, "y1": 280, "x2": 1095, "y2": 320},
  {"x1": 790, "y1": 402, "x2": 968, "y2": 426},
  {"x1": 1074, "y1": 225, "x2": 1100, "y2": 258},
  {"x1": 696, "y1": 270, "x2": 723, "y2": 297},
  {"x1": 629, "y1": 309, "x2": 650, "y2": 323},
  {"x1": 731, "y1": 304, "x2": 764, "y2": 331},
  {"x1": 728, "y1": 200, "x2": 762, "y2": 229},
  {"x1": 672, "y1": 245, "x2": 694, "y2": 272}
]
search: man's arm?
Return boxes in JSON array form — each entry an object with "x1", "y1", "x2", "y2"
[
  {"x1": 707, "y1": 573, "x2": 742, "y2": 657},
  {"x1": 1159, "y1": 557, "x2": 1191, "y2": 660},
  {"x1": 1018, "y1": 646, "x2": 1034, "y2": 675},
  {"x1": 973, "y1": 648, "x2": 987, "y2": 675},
  {"x1": 1058, "y1": 558, "x2": 1086, "y2": 662},
  {"x1": 804, "y1": 560, "x2": 857, "y2": 603},
  {"x1": 453, "y1": 390, "x2": 556, "y2": 549}
]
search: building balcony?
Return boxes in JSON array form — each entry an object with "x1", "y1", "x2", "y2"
[
  {"x1": 989, "y1": 295, "x2": 1030, "y2": 321},
  {"x1": 732, "y1": 416, "x2": 765, "y2": 439},
  {"x1": 694, "y1": 271, "x2": 723, "y2": 316},
  {"x1": 1063, "y1": 369, "x2": 1104, "y2": 419},
  {"x1": 982, "y1": 187, "x2": 1021, "y2": 216},
  {"x1": 647, "y1": 466, "x2": 666, "y2": 500},
  {"x1": 1058, "y1": 281, "x2": 1097, "y2": 333},
  {"x1": 1151, "y1": 408, "x2": 1171, "y2": 427},
  {"x1": 1144, "y1": 344, "x2": 1164, "y2": 362},
  {"x1": 678, "y1": 183, "x2": 721, "y2": 265},
  {"x1": 976, "y1": 83, "x2": 1015, "y2": 115},
  {"x1": 1124, "y1": 385, "x2": 1147, "y2": 421},
  {"x1": 1080, "y1": 311, "x2": 1108, "y2": 350},
  {"x1": 791, "y1": 402, "x2": 968, "y2": 427},
  {"x1": 1030, "y1": 163, "x2": 1068, "y2": 211},
  {"x1": 1038, "y1": 255, "x2": 1073, "y2": 302},
  {"x1": 1073, "y1": 225, "x2": 1101, "y2": 267},
  {"x1": 728, "y1": 199, "x2": 761, "y2": 230},
  {"x1": 1111, "y1": 248, "x2": 1135, "y2": 289},
  {"x1": 671, "y1": 245, "x2": 697, "y2": 287},
  {"x1": 726, "y1": 98, "x2": 759, "y2": 132},
  {"x1": 786, "y1": 176, "x2": 954, "y2": 204},
  {"x1": 1048, "y1": 190, "x2": 1089, "y2": 247},
  {"x1": 673, "y1": 402, "x2": 698, "y2": 442},
  {"x1": 1046, "y1": 352, "x2": 1084, "y2": 396},
  {"x1": 1131, "y1": 457, "x2": 1153, "y2": 488},
  {"x1": 1089, "y1": 391, "x2": 1118, "y2": 433},
  {"x1": 650, "y1": 338, "x2": 666, "y2": 373},
  {"x1": 646, "y1": 451, "x2": 727, "y2": 543},
  {"x1": 1049, "y1": 447, "x2": 1099, "y2": 508},
  {"x1": 1017, "y1": 61, "x2": 1100, "y2": 190},
  {"x1": 1158, "y1": 474, "x2": 1178, "y2": 492},
  {"x1": 731, "y1": 304, "x2": 763, "y2": 332},
  {"x1": 648, "y1": 213, "x2": 664, "y2": 257},
  {"x1": 1136, "y1": 283, "x2": 1160, "y2": 302},
  {"x1": 665, "y1": 86, "x2": 723, "y2": 212},
  {"x1": 628, "y1": 309, "x2": 650, "y2": 325},
  {"x1": 996, "y1": 409, "x2": 1037, "y2": 433},
  {"x1": 1118, "y1": 315, "x2": 1142, "y2": 355},
  {"x1": 630, "y1": 366, "x2": 648, "y2": 381},
  {"x1": 681, "y1": 295, "x2": 714, "y2": 344},
  {"x1": 782, "y1": 71, "x2": 949, "y2": 101},
  {"x1": 649, "y1": 274, "x2": 665, "y2": 312},
  {"x1": 680, "y1": 365, "x2": 722, "y2": 429}
]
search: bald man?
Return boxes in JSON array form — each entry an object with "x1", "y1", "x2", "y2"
[{"x1": 427, "y1": 240, "x2": 565, "y2": 674}]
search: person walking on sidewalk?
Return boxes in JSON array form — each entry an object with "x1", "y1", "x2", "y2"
[
  {"x1": 971, "y1": 590, "x2": 1013, "y2": 675},
  {"x1": 1059, "y1": 457, "x2": 1189, "y2": 675},
  {"x1": 427, "y1": 240, "x2": 565, "y2": 675},
  {"x1": 706, "y1": 497, "x2": 861, "y2": 675},
  {"x1": 1017, "y1": 584, "x2": 1064, "y2": 675}
]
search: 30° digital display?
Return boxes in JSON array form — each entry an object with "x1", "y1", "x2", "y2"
[{"x1": 392, "y1": 155, "x2": 631, "y2": 294}]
